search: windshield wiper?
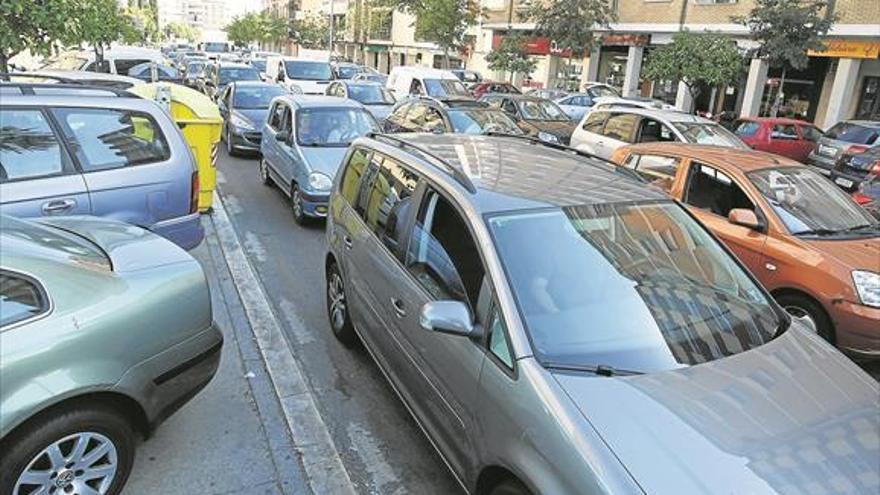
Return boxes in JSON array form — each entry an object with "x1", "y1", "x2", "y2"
[
  {"x1": 841, "y1": 223, "x2": 879, "y2": 233},
  {"x1": 793, "y1": 228, "x2": 839, "y2": 236},
  {"x1": 544, "y1": 362, "x2": 643, "y2": 377}
]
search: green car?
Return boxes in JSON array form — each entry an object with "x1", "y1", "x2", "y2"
[{"x1": 0, "y1": 215, "x2": 222, "y2": 495}]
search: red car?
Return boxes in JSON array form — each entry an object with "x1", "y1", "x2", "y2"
[
  {"x1": 470, "y1": 81, "x2": 520, "y2": 99},
  {"x1": 732, "y1": 117, "x2": 824, "y2": 163}
]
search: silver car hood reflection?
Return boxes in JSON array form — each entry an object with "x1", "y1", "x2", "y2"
[{"x1": 553, "y1": 327, "x2": 880, "y2": 495}]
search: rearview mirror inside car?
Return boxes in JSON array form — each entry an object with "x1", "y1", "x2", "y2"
[
  {"x1": 419, "y1": 301, "x2": 481, "y2": 338},
  {"x1": 728, "y1": 208, "x2": 761, "y2": 230}
]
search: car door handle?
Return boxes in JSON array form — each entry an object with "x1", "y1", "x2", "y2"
[
  {"x1": 342, "y1": 235, "x2": 353, "y2": 250},
  {"x1": 390, "y1": 298, "x2": 406, "y2": 318},
  {"x1": 41, "y1": 199, "x2": 76, "y2": 214}
]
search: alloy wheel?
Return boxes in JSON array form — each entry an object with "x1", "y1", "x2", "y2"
[
  {"x1": 327, "y1": 270, "x2": 347, "y2": 332},
  {"x1": 291, "y1": 186, "x2": 305, "y2": 223},
  {"x1": 14, "y1": 431, "x2": 118, "y2": 495}
]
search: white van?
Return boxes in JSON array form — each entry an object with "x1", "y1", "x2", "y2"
[
  {"x1": 386, "y1": 67, "x2": 472, "y2": 100},
  {"x1": 266, "y1": 56, "x2": 334, "y2": 95}
]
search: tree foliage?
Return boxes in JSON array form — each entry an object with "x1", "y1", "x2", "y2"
[
  {"x1": 391, "y1": 0, "x2": 478, "y2": 66},
  {"x1": 642, "y1": 31, "x2": 743, "y2": 102},
  {"x1": 292, "y1": 14, "x2": 331, "y2": 49},
  {"x1": 521, "y1": 0, "x2": 616, "y2": 56},
  {"x1": 164, "y1": 21, "x2": 200, "y2": 42},
  {"x1": 486, "y1": 34, "x2": 537, "y2": 83},
  {"x1": 225, "y1": 12, "x2": 263, "y2": 47},
  {"x1": 64, "y1": 0, "x2": 139, "y2": 67},
  {"x1": 0, "y1": 0, "x2": 73, "y2": 72}
]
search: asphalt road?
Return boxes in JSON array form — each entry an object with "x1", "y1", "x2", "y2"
[{"x1": 214, "y1": 148, "x2": 462, "y2": 495}]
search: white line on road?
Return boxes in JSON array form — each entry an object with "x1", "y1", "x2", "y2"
[{"x1": 210, "y1": 191, "x2": 357, "y2": 495}]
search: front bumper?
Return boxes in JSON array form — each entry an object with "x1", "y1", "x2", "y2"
[
  {"x1": 807, "y1": 153, "x2": 837, "y2": 173},
  {"x1": 300, "y1": 189, "x2": 330, "y2": 218},
  {"x1": 152, "y1": 212, "x2": 204, "y2": 251},
  {"x1": 833, "y1": 300, "x2": 880, "y2": 359},
  {"x1": 229, "y1": 127, "x2": 262, "y2": 151}
]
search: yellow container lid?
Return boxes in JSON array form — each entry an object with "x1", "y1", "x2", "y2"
[{"x1": 128, "y1": 82, "x2": 223, "y2": 123}]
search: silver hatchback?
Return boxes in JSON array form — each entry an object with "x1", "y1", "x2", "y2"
[{"x1": 324, "y1": 133, "x2": 879, "y2": 495}]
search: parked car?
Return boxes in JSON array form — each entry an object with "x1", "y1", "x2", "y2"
[
  {"x1": 383, "y1": 96, "x2": 524, "y2": 136},
  {"x1": 853, "y1": 174, "x2": 880, "y2": 219},
  {"x1": 43, "y1": 47, "x2": 165, "y2": 76},
  {"x1": 525, "y1": 88, "x2": 568, "y2": 100},
  {"x1": 470, "y1": 81, "x2": 521, "y2": 99},
  {"x1": 571, "y1": 107, "x2": 748, "y2": 160},
  {"x1": 450, "y1": 69, "x2": 482, "y2": 87},
  {"x1": 266, "y1": 56, "x2": 334, "y2": 95},
  {"x1": 386, "y1": 66, "x2": 471, "y2": 100},
  {"x1": 0, "y1": 85, "x2": 204, "y2": 250},
  {"x1": 8, "y1": 70, "x2": 143, "y2": 90},
  {"x1": 333, "y1": 62, "x2": 371, "y2": 80},
  {"x1": 732, "y1": 117, "x2": 823, "y2": 163},
  {"x1": 127, "y1": 63, "x2": 183, "y2": 84},
  {"x1": 325, "y1": 132, "x2": 880, "y2": 495},
  {"x1": 260, "y1": 95, "x2": 380, "y2": 224},
  {"x1": 174, "y1": 50, "x2": 206, "y2": 68},
  {"x1": 218, "y1": 81, "x2": 287, "y2": 155},
  {"x1": 0, "y1": 214, "x2": 222, "y2": 495},
  {"x1": 611, "y1": 143, "x2": 880, "y2": 355},
  {"x1": 199, "y1": 62, "x2": 261, "y2": 101},
  {"x1": 591, "y1": 96, "x2": 680, "y2": 112},
  {"x1": 480, "y1": 94, "x2": 577, "y2": 144},
  {"x1": 352, "y1": 72, "x2": 387, "y2": 85},
  {"x1": 555, "y1": 84, "x2": 621, "y2": 122},
  {"x1": 807, "y1": 120, "x2": 880, "y2": 174},
  {"x1": 830, "y1": 145, "x2": 880, "y2": 191},
  {"x1": 326, "y1": 80, "x2": 396, "y2": 121},
  {"x1": 183, "y1": 60, "x2": 207, "y2": 88}
]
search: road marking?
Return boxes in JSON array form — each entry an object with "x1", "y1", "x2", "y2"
[
  {"x1": 280, "y1": 298, "x2": 316, "y2": 346},
  {"x1": 210, "y1": 191, "x2": 357, "y2": 495}
]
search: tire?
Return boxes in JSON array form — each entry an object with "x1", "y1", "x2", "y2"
[
  {"x1": 291, "y1": 184, "x2": 308, "y2": 226},
  {"x1": 0, "y1": 404, "x2": 135, "y2": 495},
  {"x1": 326, "y1": 261, "x2": 357, "y2": 347},
  {"x1": 776, "y1": 293, "x2": 835, "y2": 343},
  {"x1": 489, "y1": 478, "x2": 533, "y2": 495},
  {"x1": 226, "y1": 127, "x2": 239, "y2": 157},
  {"x1": 259, "y1": 159, "x2": 272, "y2": 186}
]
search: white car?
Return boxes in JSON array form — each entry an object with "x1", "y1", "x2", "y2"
[
  {"x1": 570, "y1": 107, "x2": 749, "y2": 160},
  {"x1": 591, "y1": 96, "x2": 681, "y2": 112},
  {"x1": 385, "y1": 66, "x2": 471, "y2": 100},
  {"x1": 266, "y1": 56, "x2": 334, "y2": 95},
  {"x1": 42, "y1": 46, "x2": 166, "y2": 76}
]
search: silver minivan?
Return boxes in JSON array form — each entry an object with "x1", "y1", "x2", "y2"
[{"x1": 324, "y1": 133, "x2": 879, "y2": 495}]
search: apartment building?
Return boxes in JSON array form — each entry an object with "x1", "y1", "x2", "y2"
[{"x1": 471, "y1": 0, "x2": 880, "y2": 127}]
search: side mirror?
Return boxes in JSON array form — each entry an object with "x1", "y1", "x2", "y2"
[
  {"x1": 275, "y1": 131, "x2": 290, "y2": 142},
  {"x1": 728, "y1": 208, "x2": 762, "y2": 230},
  {"x1": 419, "y1": 301, "x2": 481, "y2": 338}
]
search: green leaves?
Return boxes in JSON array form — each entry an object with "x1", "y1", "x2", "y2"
[
  {"x1": 734, "y1": 0, "x2": 837, "y2": 71},
  {"x1": 486, "y1": 33, "x2": 537, "y2": 81},
  {"x1": 0, "y1": 0, "x2": 73, "y2": 61},
  {"x1": 642, "y1": 31, "x2": 744, "y2": 95},
  {"x1": 224, "y1": 11, "x2": 290, "y2": 46},
  {"x1": 393, "y1": 0, "x2": 479, "y2": 59},
  {"x1": 522, "y1": 0, "x2": 617, "y2": 57}
]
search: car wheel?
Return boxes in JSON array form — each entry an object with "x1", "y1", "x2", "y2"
[
  {"x1": 0, "y1": 404, "x2": 135, "y2": 495},
  {"x1": 489, "y1": 478, "x2": 533, "y2": 495},
  {"x1": 776, "y1": 293, "x2": 835, "y2": 343},
  {"x1": 226, "y1": 127, "x2": 239, "y2": 157},
  {"x1": 326, "y1": 261, "x2": 357, "y2": 347},
  {"x1": 291, "y1": 184, "x2": 307, "y2": 225},
  {"x1": 259, "y1": 159, "x2": 272, "y2": 186}
]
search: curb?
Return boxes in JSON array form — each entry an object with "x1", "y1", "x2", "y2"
[{"x1": 210, "y1": 190, "x2": 357, "y2": 495}]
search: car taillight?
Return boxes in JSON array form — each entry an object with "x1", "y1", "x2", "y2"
[
  {"x1": 852, "y1": 191, "x2": 873, "y2": 205},
  {"x1": 190, "y1": 170, "x2": 200, "y2": 214},
  {"x1": 847, "y1": 144, "x2": 869, "y2": 155}
]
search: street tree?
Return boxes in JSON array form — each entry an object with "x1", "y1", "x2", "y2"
[
  {"x1": 486, "y1": 33, "x2": 537, "y2": 83},
  {"x1": 226, "y1": 13, "x2": 262, "y2": 47},
  {"x1": 164, "y1": 21, "x2": 200, "y2": 42},
  {"x1": 65, "y1": 0, "x2": 136, "y2": 71},
  {"x1": 734, "y1": 0, "x2": 837, "y2": 116},
  {"x1": 259, "y1": 11, "x2": 290, "y2": 49},
  {"x1": 0, "y1": 0, "x2": 73, "y2": 73},
  {"x1": 391, "y1": 0, "x2": 479, "y2": 68},
  {"x1": 641, "y1": 30, "x2": 743, "y2": 112},
  {"x1": 293, "y1": 13, "x2": 331, "y2": 49},
  {"x1": 521, "y1": 0, "x2": 617, "y2": 89}
]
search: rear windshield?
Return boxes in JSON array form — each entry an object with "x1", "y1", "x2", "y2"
[
  {"x1": 0, "y1": 216, "x2": 111, "y2": 271},
  {"x1": 447, "y1": 109, "x2": 524, "y2": 135},
  {"x1": 424, "y1": 78, "x2": 470, "y2": 97},
  {"x1": 825, "y1": 122, "x2": 879, "y2": 145},
  {"x1": 674, "y1": 122, "x2": 749, "y2": 149},
  {"x1": 488, "y1": 201, "x2": 780, "y2": 373},
  {"x1": 219, "y1": 67, "x2": 261, "y2": 85},
  {"x1": 285, "y1": 61, "x2": 332, "y2": 81}
]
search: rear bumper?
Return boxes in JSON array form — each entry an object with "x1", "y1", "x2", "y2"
[
  {"x1": 300, "y1": 190, "x2": 330, "y2": 218},
  {"x1": 807, "y1": 153, "x2": 836, "y2": 173},
  {"x1": 833, "y1": 301, "x2": 880, "y2": 359},
  {"x1": 152, "y1": 213, "x2": 204, "y2": 250},
  {"x1": 230, "y1": 128, "x2": 262, "y2": 151}
]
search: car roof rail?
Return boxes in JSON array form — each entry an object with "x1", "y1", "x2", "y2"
[
  {"x1": 0, "y1": 79, "x2": 134, "y2": 97},
  {"x1": 367, "y1": 133, "x2": 477, "y2": 193}
]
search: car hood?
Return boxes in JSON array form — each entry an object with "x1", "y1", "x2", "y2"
[
  {"x1": 553, "y1": 328, "x2": 880, "y2": 495},
  {"x1": 299, "y1": 146, "x2": 348, "y2": 177},
  {"x1": 364, "y1": 104, "x2": 393, "y2": 122},
  {"x1": 803, "y1": 236, "x2": 880, "y2": 271},
  {"x1": 235, "y1": 108, "x2": 269, "y2": 129}
]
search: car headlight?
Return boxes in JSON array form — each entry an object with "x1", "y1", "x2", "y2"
[
  {"x1": 852, "y1": 270, "x2": 880, "y2": 308},
  {"x1": 538, "y1": 131, "x2": 559, "y2": 144},
  {"x1": 308, "y1": 172, "x2": 333, "y2": 191},
  {"x1": 230, "y1": 114, "x2": 255, "y2": 131}
]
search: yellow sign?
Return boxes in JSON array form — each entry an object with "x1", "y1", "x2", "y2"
[{"x1": 808, "y1": 40, "x2": 880, "y2": 59}]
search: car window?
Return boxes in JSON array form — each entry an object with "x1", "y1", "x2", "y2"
[
  {"x1": 637, "y1": 118, "x2": 677, "y2": 143},
  {"x1": 0, "y1": 108, "x2": 68, "y2": 181},
  {"x1": 269, "y1": 102, "x2": 285, "y2": 130},
  {"x1": 602, "y1": 113, "x2": 638, "y2": 142},
  {"x1": 673, "y1": 122, "x2": 747, "y2": 149},
  {"x1": 405, "y1": 103, "x2": 428, "y2": 127},
  {"x1": 406, "y1": 189, "x2": 485, "y2": 308},
  {"x1": 624, "y1": 154, "x2": 682, "y2": 192},
  {"x1": 800, "y1": 125, "x2": 823, "y2": 142},
  {"x1": 734, "y1": 120, "x2": 761, "y2": 137},
  {"x1": 114, "y1": 58, "x2": 151, "y2": 74},
  {"x1": 0, "y1": 271, "x2": 49, "y2": 328},
  {"x1": 388, "y1": 102, "x2": 412, "y2": 125},
  {"x1": 684, "y1": 162, "x2": 755, "y2": 218},
  {"x1": 409, "y1": 78, "x2": 423, "y2": 96},
  {"x1": 487, "y1": 306, "x2": 513, "y2": 368},
  {"x1": 771, "y1": 124, "x2": 798, "y2": 140},
  {"x1": 340, "y1": 148, "x2": 371, "y2": 205},
  {"x1": 824, "y1": 122, "x2": 879, "y2": 145},
  {"x1": 501, "y1": 99, "x2": 517, "y2": 115},
  {"x1": 582, "y1": 111, "x2": 607, "y2": 133},
  {"x1": 423, "y1": 107, "x2": 445, "y2": 132},
  {"x1": 363, "y1": 155, "x2": 420, "y2": 257},
  {"x1": 447, "y1": 109, "x2": 523, "y2": 135},
  {"x1": 52, "y1": 108, "x2": 170, "y2": 171}
]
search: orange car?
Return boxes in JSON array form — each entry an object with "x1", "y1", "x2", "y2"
[{"x1": 611, "y1": 143, "x2": 880, "y2": 357}]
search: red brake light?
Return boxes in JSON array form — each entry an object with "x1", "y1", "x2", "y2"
[
  {"x1": 852, "y1": 192, "x2": 873, "y2": 205},
  {"x1": 847, "y1": 144, "x2": 869, "y2": 155},
  {"x1": 190, "y1": 170, "x2": 200, "y2": 214}
]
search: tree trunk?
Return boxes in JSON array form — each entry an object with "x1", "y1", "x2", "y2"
[
  {"x1": 94, "y1": 44, "x2": 105, "y2": 73},
  {"x1": 771, "y1": 67, "x2": 786, "y2": 118},
  {"x1": 0, "y1": 53, "x2": 9, "y2": 77}
]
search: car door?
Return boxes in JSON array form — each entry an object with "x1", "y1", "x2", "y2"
[
  {"x1": 596, "y1": 112, "x2": 639, "y2": 159},
  {"x1": 50, "y1": 106, "x2": 182, "y2": 229},
  {"x1": 634, "y1": 117, "x2": 678, "y2": 145},
  {"x1": 769, "y1": 123, "x2": 801, "y2": 160},
  {"x1": 795, "y1": 124, "x2": 822, "y2": 163},
  {"x1": 274, "y1": 105, "x2": 297, "y2": 188},
  {"x1": 571, "y1": 110, "x2": 608, "y2": 153},
  {"x1": 0, "y1": 107, "x2": 92, "y2": 218},
  {"x1": 262, "y1": 102, "x2": 288, "y2": 185},
  {"x1": 680, "y1": 160, "x2": 768, "y2": 270}
]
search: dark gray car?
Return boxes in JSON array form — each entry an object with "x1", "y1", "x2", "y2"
[
  {"x1": 324, "y1": 133, "x2": 880, "y2": 495},
  {"x1": 807, "y1": 120, "x2": 880, "y2": 174}
]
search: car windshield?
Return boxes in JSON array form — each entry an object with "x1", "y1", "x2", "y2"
[
  {"x1": 824, "y1": 122, "x2": 879, "y2": 145},
  {"x1": 587, "y1": 86, "x2": 619, "y2": 98},
  {"x1": 233, "y1": 85, "x2": 286, "y2": 109},
  {"x1": 296, "y1": 107, "x2": 379, "y2": 146},
  {"x1": 673, "y1": 122, "x2": 748, "y2": 148},
  {"x1": 748, "y1": 167, "x2": 878, "y2": 236},
  {"x1": 128, "y1": 64, "x2": 179, "y2": 79},
  {"x1": 285, "y1": 61, "x2": 332, "y2": 81},
  {"x1": 336, "y1": 65, "x2": 361, "y2": 79},
  {"x1": 518, "y1": 99, "x2": 568, "y2": 121},
  {"x1": 423, "y1": 78, "x2": 471, "y2": 97},
  {"x1": 250, "y1": 59, "x2": 267, "y2": 72},
  {"x1": 219, "y1": 67, "x2": 260, "y2": 85},
  {"x1": 203, "y1": 42, "x2": 228, "y2": 53},
  {"x1": 488, "y1": 201, "x2": 780, "y2": 373},
  {"x1": 348, "y1": 84, "x2": 395, "y2": 105},
  {"x1": 186, "y1": 63, "x2": 206, "y2": 76},
  {"x1": 447, "y1": 109, "x2": 524, "y2": 135}
]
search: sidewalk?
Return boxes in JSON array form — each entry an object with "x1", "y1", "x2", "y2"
[{"x1": 123, "y1": 215, "x2": 311, "y2": 495}]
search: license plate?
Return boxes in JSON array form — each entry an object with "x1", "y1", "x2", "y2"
[
  {"x1": 818, "y1": 144, "x2": 837, "y2": 157},
  {"x1": 835, "y1": 177, "x2": 854, "y2": 188}
]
